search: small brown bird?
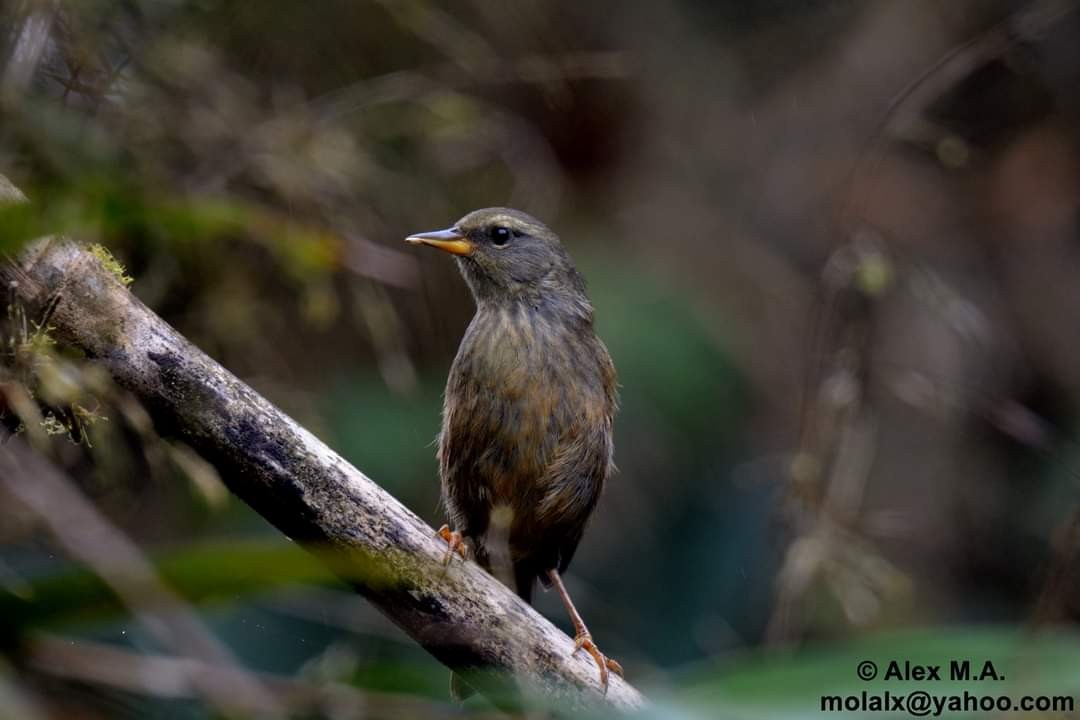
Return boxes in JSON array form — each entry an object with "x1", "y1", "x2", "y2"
[{"x1": 406, "y1": 208, "x2": 622, "y2": 695}]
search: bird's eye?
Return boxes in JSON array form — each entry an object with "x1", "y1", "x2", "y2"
[{"x1": 490, "y1": 226, "x2": 512, "y2": 246}]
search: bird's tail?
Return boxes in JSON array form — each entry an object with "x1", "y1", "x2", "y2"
[{"x1": 514, "y1": 561, "x2": 536, "y2": 604}]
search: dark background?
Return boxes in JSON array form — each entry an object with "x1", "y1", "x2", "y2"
[{"x1": 2, "y1": 1, "x2": 1080, "y2": 717}]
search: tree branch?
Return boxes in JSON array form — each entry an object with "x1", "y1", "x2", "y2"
[{"x1": 0, "y1": 178, "x2": 646, "y2": 712}]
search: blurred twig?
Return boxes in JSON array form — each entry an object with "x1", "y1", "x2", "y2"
[
  {"x1": 0, "y1": 437, "x2": 283, "y2": 718},
  {"x1": 1, "y1": 0, "x2": 57, "y2": 99},
  {"x1": 312, "y1": 52, "x2": 634, "y2": 124},
  {"x1": 259, "y1": 587, "x2": 415, "y2": 644},
  {"x1": 0, "y1": 662, "x2": 46, "y2": 720},
  {"x1": 27, "y1": 634, "x2": 472, "y2": 720},
  {"x1": 841, "y1": 0, "x2": 1078, "y2": 230}
]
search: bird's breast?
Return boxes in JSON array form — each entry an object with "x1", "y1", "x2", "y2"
[{"x1": 443, "y1": 303, "x2": 609, "y2": 497}]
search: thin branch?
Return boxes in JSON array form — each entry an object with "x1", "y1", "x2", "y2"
[
  {"x1": 1, "y1": 0, "x2": 58, "y2": 99},
  {"x1": 0, "y1": 437, "x2": 284, "y2": 718},
  {"x1": 28, "y1": 634, "x2": 485, "y2": 720}
]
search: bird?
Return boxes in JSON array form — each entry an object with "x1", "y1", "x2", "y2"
[{"x1": 405, "y1": 207, "x2": 622, "y2": 696}]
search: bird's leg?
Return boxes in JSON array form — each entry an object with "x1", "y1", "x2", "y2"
[
  {"x1": 436, "y1": 524, "x2": 467, "y2": 565},
  {"x1": 547, "y1": 569, "x2": 623, "y2": 692}
]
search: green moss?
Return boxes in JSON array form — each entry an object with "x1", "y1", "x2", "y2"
[{"x1": 88, "y1": 243, "x2": 134, "y2": 286}]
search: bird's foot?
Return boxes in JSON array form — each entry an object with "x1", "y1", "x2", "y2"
[
  {"x1": 436, "y1": 525, "x2": 467, "y2": 566},
  {"x1": 572, "y1": 631, "x2": 623, "y2": 693}
]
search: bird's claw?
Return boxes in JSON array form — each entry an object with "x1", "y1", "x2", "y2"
[
  {"x1": 572, "y1": 632, "x2": 623, "y2": 693},
  {"x1": 436, "y1": 525, "x2": 467, "y2": 566}
]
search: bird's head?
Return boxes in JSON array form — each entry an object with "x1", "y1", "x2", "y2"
[{"x1": 406, "y1": 207, "x2": 588, "y2": 310}]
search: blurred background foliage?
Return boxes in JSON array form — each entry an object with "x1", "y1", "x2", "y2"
[{"x1": 2, "y1": 0, "x2": 1080, "y2": 717}]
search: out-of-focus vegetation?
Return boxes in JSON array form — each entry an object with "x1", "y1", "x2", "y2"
[{"x1": 3, "y1": 0, "x2": 1080, "y2": 717}]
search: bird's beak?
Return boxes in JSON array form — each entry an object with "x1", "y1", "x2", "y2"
[{"x1": 404, "y1": 227, "x2": 474, "y2": 256}]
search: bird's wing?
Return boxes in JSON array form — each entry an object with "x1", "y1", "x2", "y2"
[
  {"x1": 536, "y1": 421, "x2": 611, "y2": 524},
  {"x1": 437, "y1": 389, "x2": 496, "y2": 540}
]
